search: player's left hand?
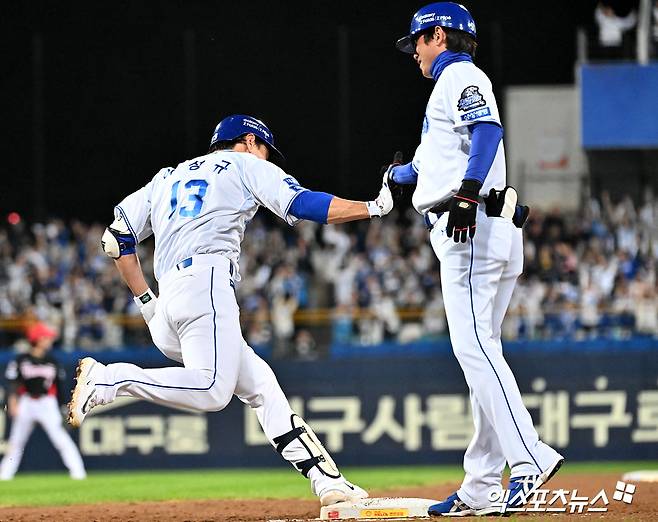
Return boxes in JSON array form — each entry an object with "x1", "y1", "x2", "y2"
[{"x1": 446, "y1": 180, "x2": 482, "y2": 242}]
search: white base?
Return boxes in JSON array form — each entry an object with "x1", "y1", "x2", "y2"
[
  {"x1": 622, "y1": 470, "x2": 658, "y2": 483},
  {"x1": 319, "y1": 497, "x2": 439, "y2": 520}
]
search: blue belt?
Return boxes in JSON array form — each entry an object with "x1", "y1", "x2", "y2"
[
  {"x1": 424, "y1": 213, "x2": 433, "y2": 230},
  {"x1": 176, "y1": 257, "x2": 235, "y2": 283},
  {"x1": 424, "y1": 212, "x2": 444, "y2": 231},
  {"x1": 176, "y1": 258, "x2": 193, "y2": 270}
]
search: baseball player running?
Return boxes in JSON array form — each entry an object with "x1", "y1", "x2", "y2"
[
  {"x1": 390, "y1": 3, "x2": 563, "y2": 515},
  {"x1": 68, "y1": 114, "x2": 393, "y2": 505},
  {"x1": 1, "y1": 323, "x2": 86, "y2": 480}
]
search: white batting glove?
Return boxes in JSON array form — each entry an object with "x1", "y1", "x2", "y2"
[
  {"x1": 366, "y1": 171, "x2": 394, "y2": 217},
  {"x1": 134, "y1": 288, "x2": 158, "y2": 324}
]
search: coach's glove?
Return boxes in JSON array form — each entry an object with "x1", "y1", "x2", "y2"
[
  {"x1": 446, "y1": 179, "x2": 482, "y2": 243},
  {"x1": 484, "y1": 186, "x2": 530, "y2": 228},
  {"x1": 134, "y1": 288, "x2": 157, "y2": 324},
  {"x1": 366, "y1": 170, "x2": 394, "y2": 217}
]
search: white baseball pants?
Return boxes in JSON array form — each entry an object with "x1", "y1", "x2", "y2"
[
  {"x1": 94, "y1": 255, "x2": 312, "y2": 467},
  {"x1": 0, "y1": 395, "x2": 86, "y2": 480},
  {"x1": 429, "y1": 208, "x2": 562, "y2": 509}
]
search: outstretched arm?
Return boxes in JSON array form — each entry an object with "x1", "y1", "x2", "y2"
[
  {"x1": 288, "y1": 172, "x2": 393, "y2": 225},
  {"x1": 326, "y1": 197, "x2": 370, "y2": 224}
]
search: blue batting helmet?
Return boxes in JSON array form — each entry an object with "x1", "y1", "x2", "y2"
[
  {"x1": 396, "y1": 2, "x2": 476, "y2": 54},
  {"x1": 209, "y1": 114, "x2": 285, "y2": 165}
]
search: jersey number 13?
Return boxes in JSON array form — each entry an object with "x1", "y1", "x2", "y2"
[{"x1": 169, "y1": 179, "x2": 208, "y2": 219}]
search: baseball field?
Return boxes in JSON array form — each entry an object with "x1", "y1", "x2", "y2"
[{"x1": 1, "y1": 462, "x2": 657, "y2": 521}]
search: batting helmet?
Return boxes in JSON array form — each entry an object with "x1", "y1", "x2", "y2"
[
  {"x1": 395, "y1": 2, "x2": 476, "y2": 54},
  {"x1": 209, "y1": 114, "x2": 285, "y2": 166}
]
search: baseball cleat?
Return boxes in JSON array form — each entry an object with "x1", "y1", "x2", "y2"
[
  {"x1": 68, "y1": 357, "x2": 105, "y2": 428},
  {"x1": 318, "y1": 479, "x2": 368, "y2": 506},
  {"x1": 428, "y1": 492, "x2": 501, "y2": 517},
  {"x1": 507, "y1": 456, "x2": 564, "y2": 509}
]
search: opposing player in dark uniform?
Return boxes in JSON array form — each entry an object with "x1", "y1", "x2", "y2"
[{"x1": 0, "y1": 323, "x2": 86, "y2": 480}]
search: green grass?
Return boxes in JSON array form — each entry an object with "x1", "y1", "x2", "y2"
[{"x1": 1, "y1": 462, "x2": 656, "y2": 507}]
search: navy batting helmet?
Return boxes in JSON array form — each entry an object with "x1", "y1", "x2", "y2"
[
  {"x1": 396, "y1": 2, "x2": 476, "y2": 54},
  {"x1": 209, "y1": 114, "x2": 285, "y2": 166}
]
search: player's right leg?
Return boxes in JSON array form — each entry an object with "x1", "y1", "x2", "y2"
[
  {"x1": 490, "y1": 237, "x2": 563, "y2": 508},
  {"x1": 0, "y1": 397, "x2": 36, "y2": 480},
  {"x1": 429, "y1": 389, "x2": 506, "y2": 515},
  {"x1": 453, "y1": 265, "x2": 518, "y2": 509},
  {"x1": 69, "y1": 258, "x2": 241, "y2": 426},
  {"x1": 430, "y1": 212, "x2": 562, "y2": 508},
  {"x1": 457, "y1": 390, "x2": 506, "y2": 507},
  {"x1": 234, "y1": 342, "x2": 367, "y2": 506}
]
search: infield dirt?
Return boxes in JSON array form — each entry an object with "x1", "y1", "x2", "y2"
[{"x1": 1, "y1": 472, "x2": 656, "y2": 521}]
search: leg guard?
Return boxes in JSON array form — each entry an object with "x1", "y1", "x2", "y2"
[{"x1": 273, "y1": 413, "x2": 341, "y2": 478}]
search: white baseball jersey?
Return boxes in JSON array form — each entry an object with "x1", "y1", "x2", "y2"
[
  {"x1": 411, "y1": 61, "x2": 506, "y2": 214},
  {"x1": 95, "y1": 151, "x2": 362, "y2": 499},
  {"x1": 113, "y1": 151, "x2": 306, "y2": 281}
]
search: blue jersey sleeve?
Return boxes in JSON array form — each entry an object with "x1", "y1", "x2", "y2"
[
  {"x1": 463, "y1": 122, "x2": 503, "y2": 184},
  {"x1": 288, "y1": 190, "x2": 334, "y2": 224}
]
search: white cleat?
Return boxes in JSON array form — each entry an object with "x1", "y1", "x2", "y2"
[
  {"x1": 318, "y1": 479, "x2": 369, "y2": 507},
  {"x1": 68, "y1": 357, "x2": 105, "y2": 428}
]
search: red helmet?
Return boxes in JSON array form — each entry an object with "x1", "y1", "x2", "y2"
[{"x1": 26, "y1": 322, "x2": 57, "y2": 344}]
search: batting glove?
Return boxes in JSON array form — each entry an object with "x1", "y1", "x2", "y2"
[
  {"x1": 381, "y1": 151, "x2": 406, "y2": 201},
  {"x1": 446, "y1": 179, "x2": 482, "y2": 243},
  {"x1": 134, "y1": 288, "x2": 158, "y2": 324},
  {"x1": 366, "y1": 171, "x2": 394, "y2": 217}
]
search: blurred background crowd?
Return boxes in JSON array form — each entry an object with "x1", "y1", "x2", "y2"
[
  {"x1": 2, "y1": 0, "x2": 657, "y2": 359},
  {"x1": 1, "y1": 190, "x2": 656, "y2": 357}
]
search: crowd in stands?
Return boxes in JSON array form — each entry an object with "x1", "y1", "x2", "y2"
[{"x1": 0, "y1": 191, "x2": 657, "y2": 356}]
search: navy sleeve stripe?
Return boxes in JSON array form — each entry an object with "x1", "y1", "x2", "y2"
[{"x1": 115, "y1": 205, "x2": 138, "y2": 243}]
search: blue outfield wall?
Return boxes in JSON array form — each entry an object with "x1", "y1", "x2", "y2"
[
  {"x1": 0, "y1": 340, "x2": 657, "y2": 471},
  {"x1": 581, "y1": 62, "x2": 658, "y2": 149}
]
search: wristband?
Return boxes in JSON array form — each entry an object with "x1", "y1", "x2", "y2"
[
  {"x1": 366, "y1": 200, "x2": 382, "y2": 218},
  {"x1": 134, "y1": 288, "x2": 156, "y2": 308}
]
